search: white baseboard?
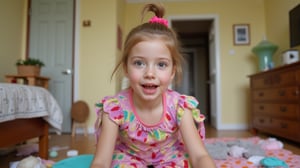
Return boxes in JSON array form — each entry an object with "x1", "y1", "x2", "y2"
[
  {"x1": 88, "y1": 127, "x2": 95, "y2": 134},
  {"x1": 217, "y1": 123, "x2": 250, "y2": 130},
  {"x1": 72, "y1": 127, "x2": 95, "y2": 134}
]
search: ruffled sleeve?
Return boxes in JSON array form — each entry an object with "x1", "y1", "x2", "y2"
[
  {"x1": 96, "y1": 96, "x2": 124, "y2": 124},
  {"x1": 176, "y1": 95, "x2": 206, "y2": 140},
  {"x1": 94, "y1": 96, "x2": 124, "y2": 141}
]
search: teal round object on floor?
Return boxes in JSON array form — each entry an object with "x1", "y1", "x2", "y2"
[
  {"x1": 53, "y1": 154, "x2": 94, "y2": 168},
  {"x1": 260, "y1": 157, "x2": 288, "y2": 168}
]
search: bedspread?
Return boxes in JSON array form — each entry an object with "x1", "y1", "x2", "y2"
[{"x1": 0, "y1": 83, "x2": 63, "y2": 132}]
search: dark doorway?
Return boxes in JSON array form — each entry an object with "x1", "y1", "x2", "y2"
[{"x1": 172, "y1": 20, "x2": 212, "y2": 124}]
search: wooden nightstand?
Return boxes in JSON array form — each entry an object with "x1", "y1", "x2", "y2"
[{"x1": 5, "y1": 75, "x2": 50, "y2": 89}]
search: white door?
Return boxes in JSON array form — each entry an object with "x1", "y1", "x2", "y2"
[
  {"x1": 208, "y1": 21, "x2": 217, "y2": 128},
  {"x1": 29, "y1": 0, "x2": 74, "y2": 132}
]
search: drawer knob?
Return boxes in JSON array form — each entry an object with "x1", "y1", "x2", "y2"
[
  {"x1": 278, "y1": 90, "x2": 285, "y2": 96},
  {"x1": 259, "y1": 119, "x2": 265, "y2": 123},
  {"x1": 258, "y1": 92, "x2": 264, "y2": 97},
  {"x1": 259, "y1": 105, "x2": 265, "y2": 110},
  {"x1": 280, "y1": 106, "x2": 287, "y2": 112},
  {"x1": 280, "y1": 123, "x2": 288, "y2": 129}
]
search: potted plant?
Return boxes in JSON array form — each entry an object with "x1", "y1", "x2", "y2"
[{"x1": 15, "y1": 58, "x2": 45, "y2": 76}]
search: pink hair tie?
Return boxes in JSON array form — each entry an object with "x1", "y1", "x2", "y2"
[{"x1": 149, "y1": 16, "x2": 168, "y2": 27}]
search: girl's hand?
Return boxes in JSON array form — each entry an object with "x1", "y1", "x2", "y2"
[{"x1": 179, "y1": 109, "x2": 216, "y2": 168}]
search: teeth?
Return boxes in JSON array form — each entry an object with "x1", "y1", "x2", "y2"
[{"x1": 143, "y1": 85, "x2": 157, "y2": 88}]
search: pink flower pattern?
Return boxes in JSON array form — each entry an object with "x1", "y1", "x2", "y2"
[{"x1": 95, "y1": 88, "x2": 205, "y2": 167}]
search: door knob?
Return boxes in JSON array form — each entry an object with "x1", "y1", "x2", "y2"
[{"x1": 62, "y1": 69, "x2": 72, "y2": 75}]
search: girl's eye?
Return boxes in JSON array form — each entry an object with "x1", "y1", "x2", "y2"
[
  {"x1": 158, "y1": 62, "x2": 168, "y2": 69},
  {"x1": 133, "y1": 60, "x2": 145, "y2": 67}
]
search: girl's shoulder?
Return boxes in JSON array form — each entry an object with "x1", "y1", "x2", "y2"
[
  {"x1": 165, "y1": 89, "x2": 205, "y2": 126},
  {"x1": 96, "y1": 89, "x2": 131, "y2": 113},
  {"x1": 101, "y1": 89, "x2": 130, "y2": 104},
  {"x1": 165, "y1": 89, "x2": 199, "y2": 109},
  {"x1": 95, "y1": 89, "x2": 131, "y2": 125}
]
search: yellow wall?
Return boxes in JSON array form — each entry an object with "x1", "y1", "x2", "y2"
[
  {"x1": 1, "y1": 0, "x2": 299, "y2": 130},
  {"x1": 0, "y1": 0, "x2": 26, "y2": 81},
  {"x1": 264, "y1": 0, "x2": 300, "y2": 65},
  {"x1": 83, "y1": 0, "x2": 126, "y2": 127},
  {"x1": 115, "y1": 0, "x2": 126, "y2": 92},
  {"x1": 79, "y1": 0, "x2": 118, "y2": 126}
]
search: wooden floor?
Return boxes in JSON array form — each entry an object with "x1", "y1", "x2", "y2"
[{"x1": 1, "y1": 124, "x2": 300, "y2": 167}]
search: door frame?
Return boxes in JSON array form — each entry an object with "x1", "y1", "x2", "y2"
[
  {"x1": 168, "y1": 14, "x2": 222, "y2": 130},
  {"x1": 74, "y1": 0, "x2": 80, "y2": 101}
]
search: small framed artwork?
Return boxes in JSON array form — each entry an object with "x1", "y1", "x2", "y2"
[
  {"x1": 233, "y1": 24, "x2": 250, "y2": 45},
  {"x1": 117, "y1": 25, "x2": 122, "y2": 50}
]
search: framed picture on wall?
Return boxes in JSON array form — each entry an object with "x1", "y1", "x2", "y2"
[
  {"x1": 117, "y1": 25, "x2": 122, "y2": 50},
  {"x1": 233, "y1": 24, "x2": 250, "y2": 45}
]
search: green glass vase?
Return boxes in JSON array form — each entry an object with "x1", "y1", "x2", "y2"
[{"x1": 252, "y1": 40, "x2": 278, "y2": 71}]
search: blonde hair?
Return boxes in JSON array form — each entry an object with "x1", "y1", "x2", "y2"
[{"x1": 112, "y1": 3, "x2": 184, "y2": 84}]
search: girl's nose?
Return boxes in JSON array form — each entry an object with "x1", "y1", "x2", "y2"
[{"x1": 144, "y1": 65, "x2": 155, "y2": 79}]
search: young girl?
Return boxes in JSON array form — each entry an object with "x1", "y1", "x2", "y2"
[{"x1": 91, "y1": 3, "x2": 216, "y2": 168}]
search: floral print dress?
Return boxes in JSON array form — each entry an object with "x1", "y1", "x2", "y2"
[{"x1": 95, "y1": 88, "x2": 206, "y2": 168}]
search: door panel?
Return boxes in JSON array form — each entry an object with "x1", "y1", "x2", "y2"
[{"x1": 29, "y1": 0, "x2": 74, "y2": 132}]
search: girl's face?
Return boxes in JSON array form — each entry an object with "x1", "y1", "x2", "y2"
[{"x1": 125, "y1": 39, "x2": 175, "y2": 102}]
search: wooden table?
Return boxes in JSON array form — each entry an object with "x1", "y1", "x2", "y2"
[{"x1": 5, "y1": 75, "x2": 50, "y2": 89}]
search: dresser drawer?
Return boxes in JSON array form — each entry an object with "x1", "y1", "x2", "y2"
[
  {"x1": 253, "y1": 86, "x2": 299, "y2": 101},
  {"x1": 253, "y1": 117, "x2": 300, "y2": 140},
  {"x1": 297, "y1": 70, "x2": 300, "y2": 84},
  {"x1": 253, "y1": 116, "x2": 272, "y2": 128},
  {"x1": 251, "y1": 71, "x2": 296, "y2": 89},
  {"x1": 253, "y1": 103, "x2": 300, "y2": 120}
]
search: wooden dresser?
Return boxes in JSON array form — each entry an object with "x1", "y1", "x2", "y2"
[{"x1": 249, "y1": 62, "x2": 300, "y2": 143}]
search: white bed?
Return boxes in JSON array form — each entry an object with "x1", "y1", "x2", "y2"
[{"x1": 0, "y1": 83, "x2": 63, "y2": 159}]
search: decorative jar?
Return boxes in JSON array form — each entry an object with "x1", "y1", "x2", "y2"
[{"x1": 252, "y1": 40, "x2": 278, "y2": 71}]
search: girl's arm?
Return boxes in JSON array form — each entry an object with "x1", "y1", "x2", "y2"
[
  {"x1": 179, "y1": 109, "x2": 216, "y2": 168},
  {"x1": 90, "y1": 113, "x2": 119, "y2": 168}
]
